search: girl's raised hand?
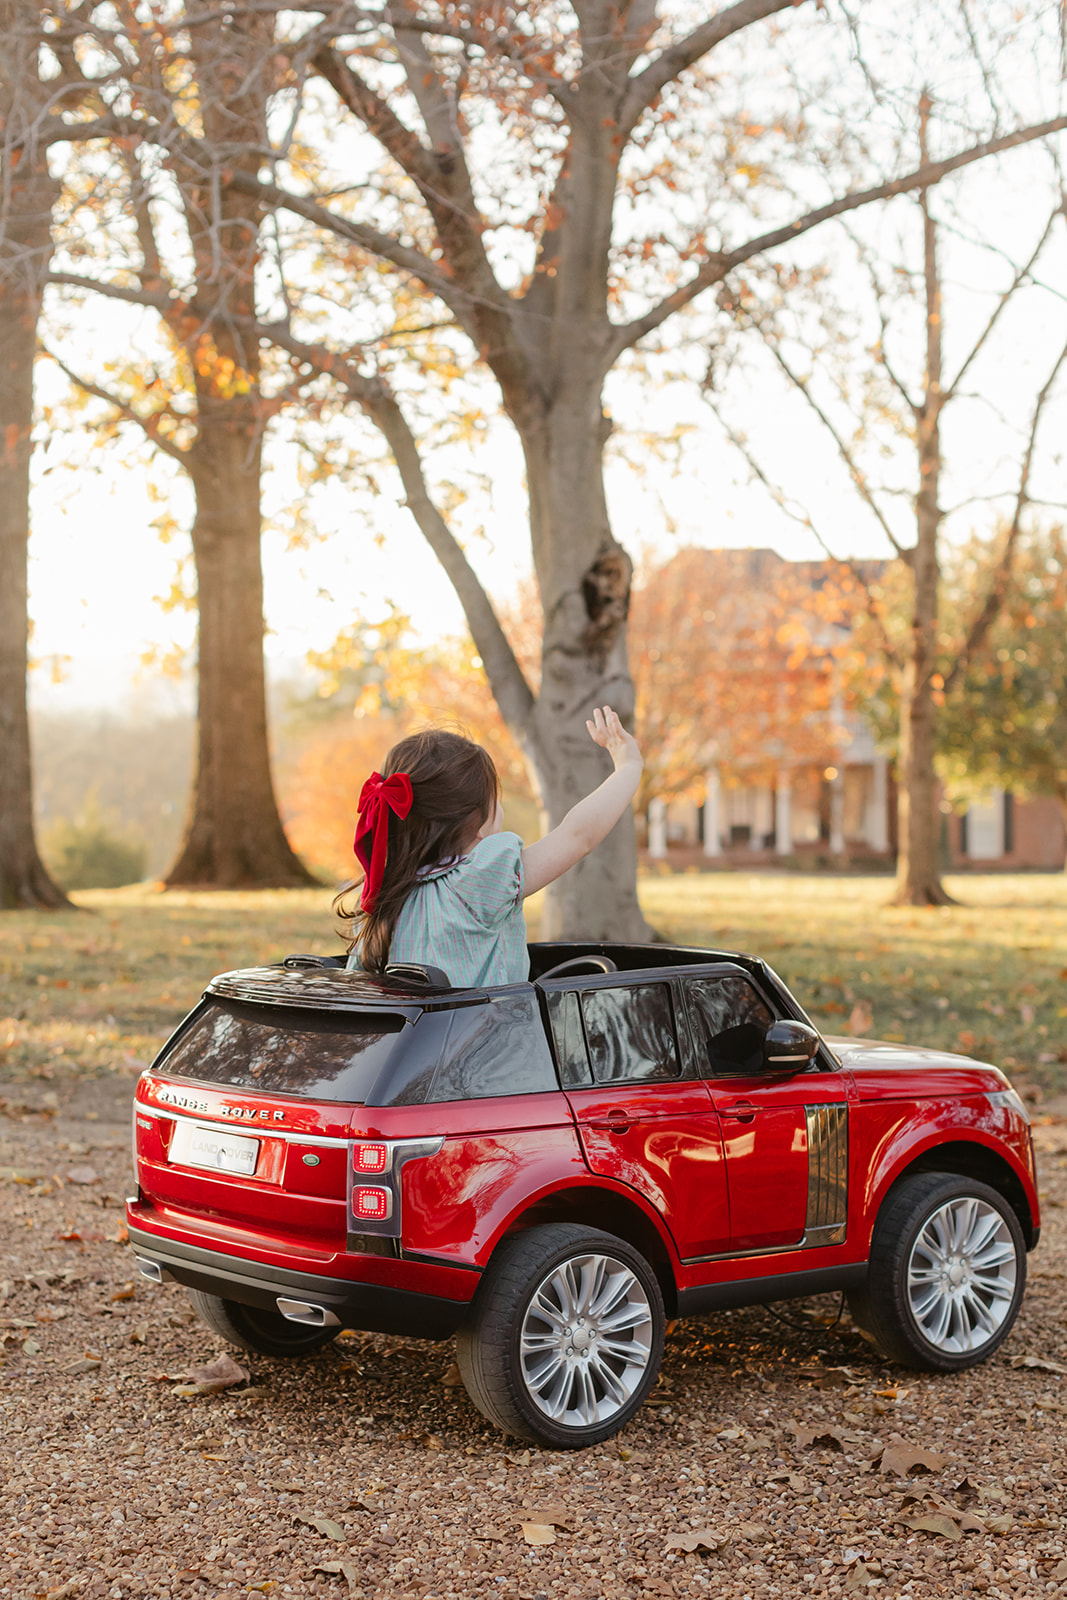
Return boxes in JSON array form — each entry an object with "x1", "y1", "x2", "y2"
[{"x1": 586, "y1": 705, "x2": 643, "y2": 770}]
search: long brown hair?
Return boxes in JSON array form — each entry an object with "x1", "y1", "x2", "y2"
[{"x1": 335, "y1": 728, "x2": 500, "y2": 971}]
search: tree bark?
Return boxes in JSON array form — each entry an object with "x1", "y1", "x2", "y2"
[
  {"x1": 0, "y1": 23, "x2": 73, "y2": 910},
  {"x1": 165, "y1": 407, "x2": 316, "y2": 889},
  {"x1": 163, "y1": 15, "x2": 316, "y2": 889},
  {"x1": 892, "y1": 102, "x2": 954, "y2": 908},
  {"x1": 522, "y1": 383, "x2": 653, "y2": 941}
]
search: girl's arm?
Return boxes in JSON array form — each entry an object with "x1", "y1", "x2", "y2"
[{"x1": 521, "y1": 706, "x2": 643, "y2": 898}]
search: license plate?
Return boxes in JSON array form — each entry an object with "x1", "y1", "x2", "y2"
[{"x1": 169, "y1": 1119, "x2": 260, "y2": 1177}]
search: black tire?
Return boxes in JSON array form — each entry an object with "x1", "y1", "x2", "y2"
[
  {"x1": 456, "y1": 1224, "x2": 665, "y2": 1449},
  {"x1": 186, "y1": 1288, "x2": 341, "y2": 1358},
  {"x1": 856, "y1": 1172, "x2": 1026, "y2": 1372}
]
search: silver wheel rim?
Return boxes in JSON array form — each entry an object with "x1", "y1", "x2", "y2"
[
  {"x1": 907, "y1": 1196, "x2": 1018, "y2": 1354},
  {"x1": 519, "y1": 1252, "x2": 654, "y2": 1429}
]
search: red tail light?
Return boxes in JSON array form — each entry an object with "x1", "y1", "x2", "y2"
[
  {"x1": 353, "y1": 1185, "x2": 392, "y2": 1221},
  {"x1": 354, "y1": 1142, "x2": 388, "y2": 1174}
]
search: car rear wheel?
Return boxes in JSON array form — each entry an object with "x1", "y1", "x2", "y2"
[
  {"x1": 456, "y1": 1224, "x2": 665, "y2": 1449},
  {"x1": 854, "y1": 1173, "x2": 1026, "y2": 1372},
  {"x1": 187, "y1": 1289, "x2": 341, "y2": 1358}
]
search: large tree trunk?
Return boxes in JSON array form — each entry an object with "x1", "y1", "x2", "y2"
[
  {"x1": 892, "y1": 131, "x2": 954, "y2": 908},
  {"x1": 0, "y1": 48, "x2": 73, "y2": 910},
  {"x1": 164, "y1": 14, "x2": 315, "y2": 890},
  {"x1": 166, "y1": 426, "x2": 316, "y2": 887},
  {"x1": 523, "y1": 387, "x2": 653, "y2": 941}
]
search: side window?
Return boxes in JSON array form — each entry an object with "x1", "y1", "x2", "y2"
[
  {"x1": 544, "y1": 990, "x2": 592, "y2": 1087},
  {"x1": 428, "y1": 997, "x2": 559, "y2": 1102},
  {"x1": 685, "y1": 974, "x2": 774, "y2": 1078},
  {"x1": 581, "y1": 984, "x2": 680, "y2": 1085}
]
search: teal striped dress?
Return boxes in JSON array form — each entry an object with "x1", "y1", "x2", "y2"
[{"x1": 346, "y1": 831, "x2": 528, "y2": 988}]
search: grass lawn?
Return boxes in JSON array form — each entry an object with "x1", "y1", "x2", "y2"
[{"x1": 0, "y1": 871, "x2": 1064, "y2": 1091}]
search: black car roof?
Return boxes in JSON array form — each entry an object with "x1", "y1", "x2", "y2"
[{"x1": 204, "y1": 943, "x2": 779, "y2": 1015}]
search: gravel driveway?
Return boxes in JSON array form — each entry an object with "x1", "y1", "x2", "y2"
[{"x1": 3, "y1": 1075, "x2": 1067, "y2": 1600}]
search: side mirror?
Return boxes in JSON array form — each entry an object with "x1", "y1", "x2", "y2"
[{"x1": 762, "y1": 1019, "x2": 820, "y2": 1073}]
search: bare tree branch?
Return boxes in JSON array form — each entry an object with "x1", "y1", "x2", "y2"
[
  {"x1": 261, "y1": 325, "x2": 537, "y2": 737},
  {"x1": 946, "y1": 201, "x2": 1063, "y2": 397},
  {"x1": 943, "y1": 329, "x2": 1067, "y2": 691},
  {"x1": 611, "y1": 113, "x2": 1067, "y2": 356},
  {"x1": 703, "y1": 386, "x2": 900, "y2": 664},
  {"x1": 42, "y1": 345, "x2": 189, "y2": 463},
  {"x1": 620, "y1": 0, "x2": 799, "y2": 138}
]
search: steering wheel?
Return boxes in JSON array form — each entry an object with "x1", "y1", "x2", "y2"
[{"x1": 537, "y1": 955, "x2": 618, "y2": 981}]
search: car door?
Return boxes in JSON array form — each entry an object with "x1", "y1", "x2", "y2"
[
  {"x1": 681, "y1": 969, "x2": 849, "y2": 1254},
  {"x1": 542, "y1": 976, "x2": 732, "y2": 1260}
]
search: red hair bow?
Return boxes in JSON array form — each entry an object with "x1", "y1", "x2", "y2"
[{"x1": 353, "y1": 771, "x2": 413, "y2": 912}]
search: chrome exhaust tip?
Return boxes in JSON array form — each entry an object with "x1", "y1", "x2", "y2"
[
  {"x1": 134, "y1": 1257, "x2": 172, "y2": 1284},
  {"x1": 275, "y1": 1297, "x2": 340, "y2": 1328}
]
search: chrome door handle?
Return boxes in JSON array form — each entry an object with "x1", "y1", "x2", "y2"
[{"x1": 720, "y1": 1101, "x2": 759, "y2": 1123}]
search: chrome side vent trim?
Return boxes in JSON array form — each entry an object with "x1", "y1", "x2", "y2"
[{"x1": 803, "y1": 1103, "x2": 848, "y2": 1247}]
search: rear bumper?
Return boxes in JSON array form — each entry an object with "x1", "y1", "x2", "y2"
[{"x1": 127, "y1": 1225, "x2": 470, "y2": 1340}]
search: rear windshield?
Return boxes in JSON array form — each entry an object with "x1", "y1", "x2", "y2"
[{"x1": 160, "y1": 999, "x2": 407, "y2": 1103}]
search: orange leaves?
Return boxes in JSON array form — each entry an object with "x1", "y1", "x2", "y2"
[{"x1": 630, "y1": 547, "x2": 867, "y2": 803}]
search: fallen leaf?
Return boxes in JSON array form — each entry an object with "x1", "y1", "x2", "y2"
[
  {"x1": 440, "y1": 1361, "x2": 462, "y2": 1386},
  {"x1": 416, "y1": 1431, "x2": 443, "y2": 1450},
  {"x1": 506, "y1": 1449, "x2": 531, "y2": 1467},
  {"x1": 735, "y1": 1521, "x2": 767, "y2": 1539},
  {"x1": 295, "y1": 1515, "x2": 346, "y2": 1542},
  {"x1": 110, "y1": 1283, "x2": 136, "y2": 1303},
  {"x1": 519, "y1": 1507, "x2": 573, "y2": 1531},
  {"x1": 476, "y1": 1527, "x2": 508, "y2": 1541},
  {"x1": 105, "y1": 1224, "x2": 129, "y2": 1244},
  {"x1": 665, "y1": 1528, "x2": 726, "y2": 1553},
  {"x1": 65, "y1": 1166, "x2": 99, "y2": 1186},
  {"x1": 189, "y1": 1352, "x2": 249, "y2": 1393},
  {"x1": 129, "y1": 1322, "x2": 148, "y2": 1344},
  {"x1": 789, "y1": 1422, "x2": 846, "y2": 1450},
  {"x1": 22, "y1": 1337, "x2": 41, "y2": 1355},
  {"x1": 877, "y1": 1441, "x2": 950, "y2": 1476},
  {"x1": 897, "y1": 1513, "x2": 963, "y2": 1541},
  {"x1": 314, "y1": 1561, "x2": 360, "y2": 1592},
  {"x1": 985, "y1": 1513, "x2": 1015, "y2": 1534},
  {"x1": 1009, "y1": 1354, "x2": 1067, "y2": 1373},
  {"x1": 63, "y1": 1357, "x2": 102, "y2": 1374},
  {"x1": 978, "y1": 1486, "x2": 1009, "y2": 1505},
  {"x1": 520, "y1": 1522, "x2": 555, "y2": 1546},
  {"x1": 770, "y1": 1471, "x2": 807, "y2": 1492}
]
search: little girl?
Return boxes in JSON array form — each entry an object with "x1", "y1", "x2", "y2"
[{"x1": 339, "y1": 706, "x2": 642, "y2": 986}]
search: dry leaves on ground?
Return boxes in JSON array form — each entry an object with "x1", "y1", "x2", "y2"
[
  {"x1": 314, "y1": 1559, "x2": 361, "y2": 1591},
  {"x1": 1009, "y1": 1354, "x2": 1067, "y2": 1373},
  {"x1": 520, "y1": 1522, "x2": 556, "y2": 1546},
  {"x1": 875, "y1": 1439, "x2": 951, "y2": 1476},
  {"x1": 295, "y1": 1514, "x2": 347, "y2": 1541}
]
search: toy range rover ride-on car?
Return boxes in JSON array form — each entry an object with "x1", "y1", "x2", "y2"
[{"x1": 126, "y1": 942, "x2": 1038, "y2": 1449}]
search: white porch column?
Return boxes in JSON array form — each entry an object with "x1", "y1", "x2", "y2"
[
  {"x1": 829, "y1": 769, "x2": 845, "y2": 857},
  {"x1": 648, "y1": 797, "x2": 668, "y2": 859},
  {"x1": 869, "y1": 754, "x2": 889, "y2": 853},
  {"x1": 703, "y1": 768, "x2": 722, "y2": 858},
  {"x1": 775, "y1": 771, "x2": 792, "y2": 856}
]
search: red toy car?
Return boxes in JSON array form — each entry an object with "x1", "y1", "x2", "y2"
[{"x1": 127, "y1": 943, "x2": 1038, "y2": 1448}]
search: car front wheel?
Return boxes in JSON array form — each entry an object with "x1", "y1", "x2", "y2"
[
  {"x1": 456, "y1": 1224, "x2": 666, "y2": 1448},
  {"x1": 187, "y1": 1288, "x2": 341, "y2": 1358},
  {"x1": 855, "y1": 1173, "x2": 1026, "y2": 1372}
]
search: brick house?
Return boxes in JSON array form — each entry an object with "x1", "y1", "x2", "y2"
[{"x1": 641, "y1": 550, "x2": 1066, "y2": 871}]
